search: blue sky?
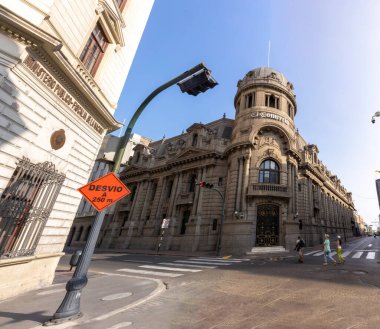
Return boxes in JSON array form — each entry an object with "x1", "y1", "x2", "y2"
[{"x1": 116, "y1": 0, "x2": 380, "y2": 225}]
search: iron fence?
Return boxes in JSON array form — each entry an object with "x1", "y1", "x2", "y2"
[{"x1": 0, "y1": 157, "x2": 65, "y2": 258}]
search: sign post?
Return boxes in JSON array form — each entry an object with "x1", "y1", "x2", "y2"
[
  {"x1": 46, "y1": 173, "x2": 130, "y2": 325},
  {"x1": 157, "y1": 218, "x2": 170, "y2": 254}
]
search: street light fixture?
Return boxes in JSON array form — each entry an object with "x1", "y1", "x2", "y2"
[
  {"x1": 371, "y1": 111, "x2": 380, "y2": 123},
  {"x1": 47, "y1": 63, "x2": 218, "y2": 325}
]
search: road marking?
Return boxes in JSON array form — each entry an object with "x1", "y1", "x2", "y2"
[
  {"x1": 366, "y1": 252, "x2": 376, "y2": 259},
  {"x1": 342, "y1": 250, "x2": 352, "y2": 257},
  {"x1": 368, "y1": 244, "x2": 373, "y2": 248},
  {"x1": 36, "y1": 288, "x2": 65, "y2": 296},
  {"x1": 313, "y1": 251, "x2": 324, "y2": 256},
  {"x1": 190, "y1": 257, "x2": 243, "y2": 263},
  {"x1": 139, "y1": 265, "x2": 202, "y2": 272},
  {"x1": 108, "y1": 322, "x2": 132, "y2": 328},
  {"x1": 173, "y1": 260, "x2": 231, "y2": 266},
  {"x1": 117, "y1": 268, "x2": 183, "y2": 277},
  {"x1": 352, "y1": 252, "x2": 363, "y2": 259},
  {"x1": 123, "y1": 260, "x2": 153, "y2": 264},
  {"x1": 159, "y1": 262, "x2": 216, "y2": 269},
  {"x1": 304, "y1": 251, "x2": 320, "y2": 256}
]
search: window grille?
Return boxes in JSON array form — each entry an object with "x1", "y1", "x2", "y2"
[{"x1": 0, "y1": 157, "x2": 65, "y2": 258}]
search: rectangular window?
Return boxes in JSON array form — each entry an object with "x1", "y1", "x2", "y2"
[
  {"x1": 180, "y1": 210, "x2": 191, "y2": 235},
  {"x1": 266, "y1": 95, "x2": 279, "y2": 109},
  {"x1": 212, "y1": 219, "x2": 218, "y2": 231},
  {"x1": 166, "y1": 180, "x2": 173, "y2": 199},
  {"x1": 80, "y1": 23, "x2": 108, "y2": 76},
  {"x1": 245, "y1": 93, "x2": 254, "y2": 108}
]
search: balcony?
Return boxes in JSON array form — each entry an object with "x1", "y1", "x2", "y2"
[{"x1": 248, "y1": 183, "x2": 290, "y2": 198}]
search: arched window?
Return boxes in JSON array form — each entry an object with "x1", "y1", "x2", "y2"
[{"x1": 258, "y1": 159, "x2": 280, "y2": 184}]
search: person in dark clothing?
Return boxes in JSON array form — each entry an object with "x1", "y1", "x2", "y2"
[{"x1": 295, "y1": 236, "x2": 305, "y2": 263}]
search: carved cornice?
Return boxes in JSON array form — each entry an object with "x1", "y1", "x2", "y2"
[
  {"x1": 121, "y1": 152, "x2": 225, "y2": 179},
  {"x1": 0, "y1": 5, "x2": 60, "y2": 50},
  {"x1": 299, "y1": 162, "x2": 351, "y2": 205},
  {"x1": 97, "y1": 0, "x2": 125, "y2": 46},
  {"x1": 224, "y1": 141, "x2": 253, "y2": 156}
]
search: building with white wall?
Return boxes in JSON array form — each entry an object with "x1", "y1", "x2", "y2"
[{"x1": 0, "y1": 0, "x2": 154, "y2": 300}]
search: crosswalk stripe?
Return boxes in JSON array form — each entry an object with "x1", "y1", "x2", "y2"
[
  {"x1": 304, "y1": 251, "x2": 320, "y2": 256},
  {"x1": 139, "y1": 265, "x2": 202, "y2": 272},
  {"x1": 117, "y1": 268, "x2": 183, "y2": 277},
  {"x1": 330, "y1": 252, "x2": 336, "y2": 256},
  {"x1": 366, "y1": 252, "x2": 376, "y2": 259},
  {"x1": 190, "y1": 257, "x2": 244, "y2": 263},
  {"x1": 313, "y1": 251, "x2": 324, "y2": 256},
  {"x1": 342, "y1": 250, "x2": 351, "y2": 257},
  {"x1": 159, "y1": 262, "x2": 216, "y2": 269},
  {"x1": 352, "y1": 252, "x2": 363, "y2": 259},
  {"x1": 174, "y1": 260, "x2": 231, "y2": 266}
]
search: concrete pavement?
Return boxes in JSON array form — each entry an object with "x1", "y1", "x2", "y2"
[{"x1": 0, "y1": 265, "x2": 165, "y2": 329}]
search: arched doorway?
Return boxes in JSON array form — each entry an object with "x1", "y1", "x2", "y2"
[{"x1": 256, "y1": 204, "x2": 279, "y2": 246}]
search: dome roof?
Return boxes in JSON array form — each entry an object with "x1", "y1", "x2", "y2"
[{"x1": 240, "y1": 67, "x2": 294, "y2": 91}]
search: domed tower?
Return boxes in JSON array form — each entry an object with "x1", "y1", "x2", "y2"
[{"x1": 224, "y1": 67, "x2": 301, "y2": 253}]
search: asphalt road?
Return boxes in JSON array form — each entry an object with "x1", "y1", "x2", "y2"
[
  {"x1": 2, "y1": 237, "x2": 379, "y2": 329},
  {"x1": 57, "y1": 236, "x2": 380, "y2": 329}
]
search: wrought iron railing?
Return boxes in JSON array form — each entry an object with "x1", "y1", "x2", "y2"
[{"x1": 0, "y1": 157, "x2": 65, "y2": 258}]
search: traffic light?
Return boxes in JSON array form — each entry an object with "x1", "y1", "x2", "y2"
[{"x1": 197, "y1": 181, "x2": 214, "y2": 189}]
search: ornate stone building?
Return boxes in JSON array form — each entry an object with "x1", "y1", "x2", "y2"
[
  {"x1": 98, "y1": 67, "x2": 356, "y2": 255},
  {"x1": 0, "y1": 0, "x2": 154, "y2": 299}
]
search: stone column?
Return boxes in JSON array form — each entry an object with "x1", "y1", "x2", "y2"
[
  {"x1": 192, "y1": 167, "x2": 207, "y2": 251},
  {"x1": 153, "y1": 177, "x2": 167, "y2": 233},
  {"x1": 287, "y1": 163, "x2": 293, "y2": 215},
  {"x1": 242, "y1": 155, "x2": 250, "y2": 215},
  {"x1": 137, "y1": 180, "x2": 151, "y2": 235},
  {"x1": 235, "y1": 157, "x2": 243, "y2": 212}
]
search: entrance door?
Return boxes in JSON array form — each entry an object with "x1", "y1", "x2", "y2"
[{"x1": 256, "y1": 204, "x2": 279, "y2": 246}]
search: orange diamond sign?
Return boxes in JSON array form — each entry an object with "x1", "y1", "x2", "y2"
[{"x1": 78, "y1": 172, "x2": 131, "y2": 212}]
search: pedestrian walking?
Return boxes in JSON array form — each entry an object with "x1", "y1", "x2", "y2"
[
  {"x1": 295, "y1": 236, "x2": 305, "y2": 263},
  {"x1": 322, "y1": 234, "x2": 336, "y2": 266},
  {"x1": 336, "y1": 235, "x2": 345, "y2": 264}
]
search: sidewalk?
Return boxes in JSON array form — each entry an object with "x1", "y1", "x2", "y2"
[{"x1": 0, "y1": 266, "x2": 165, "y2": 329}]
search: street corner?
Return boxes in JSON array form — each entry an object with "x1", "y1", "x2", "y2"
[{"x1": 0, "y1": 272, "x2": 165, "y2": 329}]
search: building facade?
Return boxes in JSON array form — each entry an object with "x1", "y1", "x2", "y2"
[
  {"x1": 0, "y1": 0, "x2": 154, "y2": 300},
  {"x1": 99, "y1": 67, "x2": 356, "y2": 255}
]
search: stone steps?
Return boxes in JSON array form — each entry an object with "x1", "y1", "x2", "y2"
[{"x1": 247, "y1": 246, "x2": 288, "y2": 255}]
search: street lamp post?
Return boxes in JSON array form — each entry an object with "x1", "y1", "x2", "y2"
[
  {"x1": 213, "y1": 188, "x2": 225, "y2": 257},
  {"x1": 46, "y1": 63, "x2": 218, "y2": 325}
]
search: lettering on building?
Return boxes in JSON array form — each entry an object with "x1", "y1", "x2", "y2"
[
  {"x1": 23, "y1": 55, "x2": 104, "y2": 134},
  {"x1": 251, "y1": 112, "x2": 290, "y2": 125}
]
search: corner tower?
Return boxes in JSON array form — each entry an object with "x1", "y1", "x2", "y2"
[{"x1": 224, "y1": 67, "x2": 301, "y2": 253}]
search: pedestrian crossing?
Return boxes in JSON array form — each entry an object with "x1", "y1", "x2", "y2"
[
  {"x1": 116, "y1": 257, "x2": 247, "y2": 278},
  {"x1": 305, "y1": 249, "x2": 379, "y2": 260}
]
